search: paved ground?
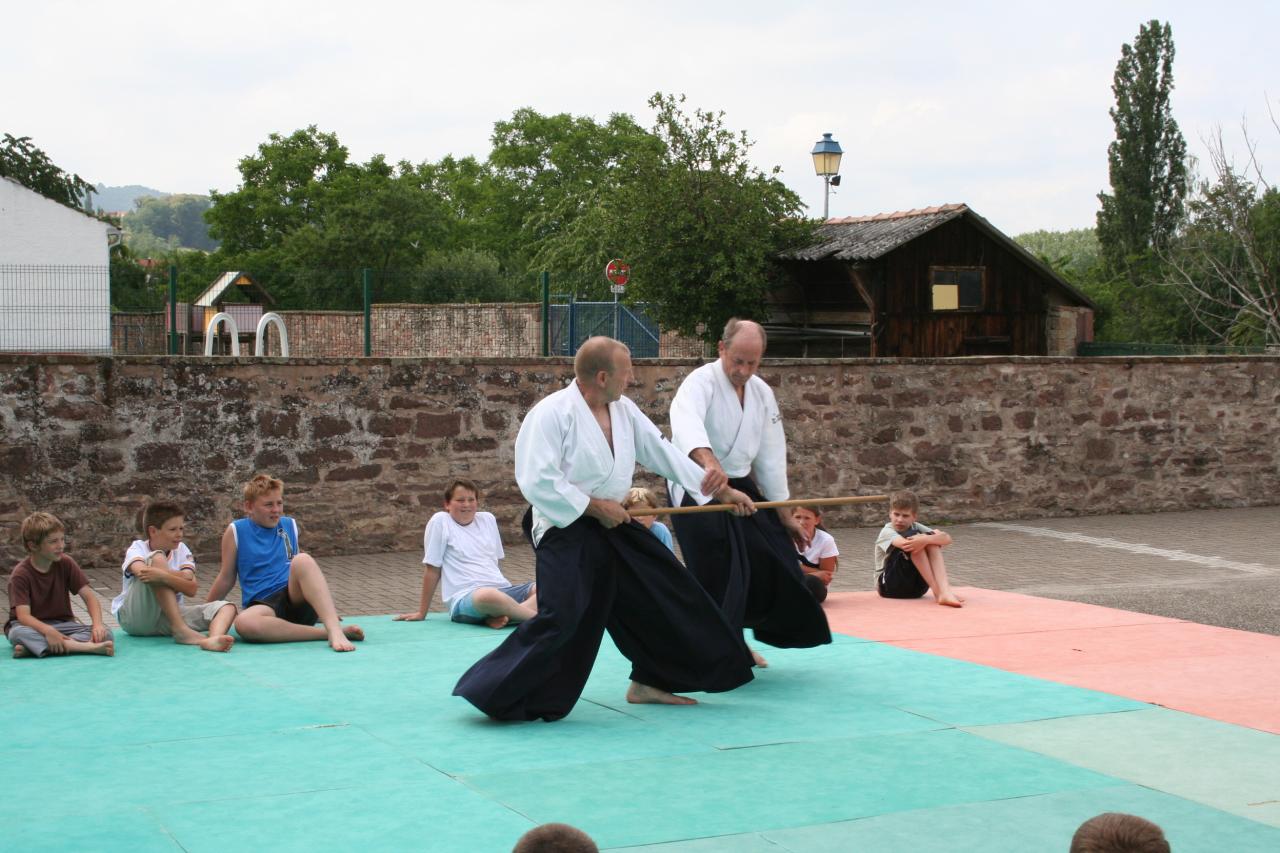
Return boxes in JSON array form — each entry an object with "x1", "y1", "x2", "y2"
[{"x1": 13, "y1": 505, "x2": 1278, "y2": 637}]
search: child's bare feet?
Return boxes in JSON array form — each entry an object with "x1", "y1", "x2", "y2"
[
  {"x1": 13, "y1": 644, "x2": 29, "y2": 658},
  {"x1": 174, "y1": 629, "x2": 208, "y2": 647},
  {"x1": 328, "y1": 632, "x2": 356, "y2": 652},
  {"x1": 343, "y1": 625, "x2": 364, "y2": 642},
  {"x1": 626, "y1": 681, "x2": 697, "y2": 706},
  {"x1": 937, "y1": 594, "x2": 964, "y2": 608},
  {"x1": 88, "y1": 641, "x2": 115, "y2": 656},
  {"x1": 751, "y1": 649, "x2": 769, "y2": 668},
  {"x1": 484, "y1": 615, "x2": 510, "y2": 629},
  {"x1": 199, "y1": 634, "x2": 235, "y2": 652}
]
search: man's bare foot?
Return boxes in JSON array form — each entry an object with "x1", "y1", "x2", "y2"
[
  {"x1": 13, "y1": 644, "x2": 28, "y2": 658},
  {"x1": 751, "y1": 649, "x2": 769, "y2": 668},
  {"x1": 343, "y1": 625, "x2": 364, "y2": 642},
  {"x1": 626, "y1": 681, "x2": 697, "y2": 706},
  {"x1": 484, "y1": 615, "x2": 510, "y2": 629},
  {"x1": 937, "y1": 595, "x2": 964, "y2": 608},
  {"x1": 88, "y1": 641, "x2": 115, "y2": 656},
  {"x1": 199, "y1": 634, "x2": 235, "y2": 652}
]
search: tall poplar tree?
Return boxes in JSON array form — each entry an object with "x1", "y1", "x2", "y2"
[{"x1": 1096, "y1": 20, "x2": 1188, "y2": 275}]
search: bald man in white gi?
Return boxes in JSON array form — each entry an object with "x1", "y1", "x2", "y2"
[
  {"x1": 668, "y1": 318, "x2": 831, "y2": 665},
  {"x1": 454, "y1": 336, "x2": 757, "y2": 721}
]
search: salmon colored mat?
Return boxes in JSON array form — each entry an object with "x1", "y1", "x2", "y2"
[{"x1": 824, "y1": 589, "x2": 1280, "y2": 735}]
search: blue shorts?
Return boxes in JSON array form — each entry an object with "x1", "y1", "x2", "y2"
[{"x1": 449, "y1": 582, "x2": 535, "y2": 624}]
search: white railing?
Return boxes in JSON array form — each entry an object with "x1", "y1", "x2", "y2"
[
  {"x1": 254, "y1": 312, "x2": 290, "y2": 356},
  {"x1": 203, "y1": 312, "x2": 290, "y2": 356},
  {"x1": 203, "y1": 312, "x2": 241, "y2": 356}
]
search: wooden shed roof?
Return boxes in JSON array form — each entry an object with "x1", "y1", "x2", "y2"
[
  {"x1": 784, "y1": 203, "x2": 1096, "y2": 309},
  {"x1": 193, "y1": 271, "x2": 274, "y2": 308}
]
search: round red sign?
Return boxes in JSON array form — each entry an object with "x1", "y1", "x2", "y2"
[{"x1": 605, "y1": 259, "x2": 630, "y2": 286}]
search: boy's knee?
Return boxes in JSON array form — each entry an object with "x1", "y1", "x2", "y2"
[
  {"x1": 471, "y1": 587, "x2": 504, "y2": 608},
  {"x1": 290, "y1": 553, "x2": 320, "y2": 574},
  {"x1": 233, "y1": 613, "x2": 267, "y2": 641}
]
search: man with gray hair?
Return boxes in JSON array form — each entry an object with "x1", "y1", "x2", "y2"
[{"x1": 668, "y1": 318, "x2": 831, "y2": 665}]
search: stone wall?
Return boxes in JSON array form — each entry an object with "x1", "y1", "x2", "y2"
[{"x1": 1, "y1": 354, "x2": 1276, "y2": 568}]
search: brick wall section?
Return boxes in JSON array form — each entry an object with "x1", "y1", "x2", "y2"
[
  {"x1": 112, "y1": 304, "x2": 708, "y2": 358},
  {"x1": 111, "y1": 312, "x2": 167, "y2": 355},
  {"x1": 2, "y1": 354, "x2": 1276, "y2": 568}
]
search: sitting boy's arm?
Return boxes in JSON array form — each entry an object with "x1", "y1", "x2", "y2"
[
  {"x1": 395, "y1": 565, "x2": 442, "y2": 621},
  {"x1": 130, "y1": 554, "x2": 199, "y2": 597},
  {"x1": 206, "y1": 525, "x2": 238, "y2": 603},
  {"x1": 78, "y1": 586, "x2": 110, "y2": 642},
  {"x1": 928, "y1": 529, "x2": 953, "y2": 547}
]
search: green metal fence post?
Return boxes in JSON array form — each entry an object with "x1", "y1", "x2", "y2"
[
  {"x1": 541, "y1": 271, "x2": 550, "y2": 357},
  {"x1": 168, "y1": 266, "x2": 178, "y2": 355},
  {"x1": 362, "y1": 268, "x2": 372, "y2": 357}
]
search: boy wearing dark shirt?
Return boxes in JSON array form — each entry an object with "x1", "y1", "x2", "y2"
[{"x1": 6, "y1": 512, "x2": 114, "y2": 658}]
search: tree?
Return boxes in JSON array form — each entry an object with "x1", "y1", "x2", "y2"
[
  {"x1": 1159, "y1": 122, "x2": 1280, "y2": 347},
  {"x1": 606, "y1": 93, "x2": 812, "y2": 339},
  {"x1": 206, "y1": 126, "x2": 353, "y2": 257},
  {"x1": 485, "y1": 108, "x2": 661, "y2": 281},
  {"x1": 203, "y1": 127, "x2": 453, "y2": 308},
  {"x1": 1096, "y1": 20, "x2": 1188, "y2": 274},
  {"x1": 0, "y1": 132, "x2": 94, "y2": 210},
  {"x1": 126, "y1": 194, "x2": 218, "y2": 252}
]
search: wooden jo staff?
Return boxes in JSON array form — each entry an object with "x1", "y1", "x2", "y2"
[{"x1": 627, "y1": 495, "x2": 889, "y2": 517}]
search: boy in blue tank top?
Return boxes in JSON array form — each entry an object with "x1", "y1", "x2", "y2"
[{"x1": 206, "y1": 473, "x2": 364, "y2": 652}]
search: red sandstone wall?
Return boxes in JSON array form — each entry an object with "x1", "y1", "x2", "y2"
[{"x1": 2, "y1": 354, "x2": 1277, "y2": 568}]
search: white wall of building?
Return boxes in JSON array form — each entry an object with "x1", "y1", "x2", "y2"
[{"x1": 0, "y1": 178, "x2": 114, "y2": 353}]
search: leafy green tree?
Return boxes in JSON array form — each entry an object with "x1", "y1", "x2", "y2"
[
  {"x1": 203, "y1": 127, "x2": 454, "y2": 308},
  {"x1": 126, "y1": 194, "x2": 218, "y2": 251},
  {"x1": 1096, "y1": 20, "x2": 1188, "y2": 274},
  {"x1": 606, "y1": 93, "x2": 812, "y2": 339},
  {"x1": 1, "y1": 132, "x2": 95, "y2": 210},
  {"x1": 206, "y1": 126, "x2": 353, "y2": 257},
  {"x1": 487, "y1": 108, "x2": 661, "y2": 278}
]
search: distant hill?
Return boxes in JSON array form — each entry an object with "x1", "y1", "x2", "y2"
[{"x1": 91, "y1": 183, "x2": 167, "y2": 213}]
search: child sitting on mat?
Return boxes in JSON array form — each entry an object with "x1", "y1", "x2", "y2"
[
  {"x1": 112, "y1": 501, "x2": 237, "y2": 652},
  {"x1": 793, "y1": 504, "x2": 837, "y2": 602},
  {"x1": 621, "y1": 487, "x2": 676, "y2": 553},
  {"x1": 874, "y1": 490, "x2": 962, "y2": 607},
  {"x1": 6, "y1": 512, "x2": 114, "y2": 658},
  {"x1": 395, "y1": 478, "x2": 536, "y2": 628}
]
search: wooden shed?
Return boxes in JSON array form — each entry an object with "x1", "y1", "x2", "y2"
[{"x1": 772, "y1": 204, "x2": 1095, "y2": 357}]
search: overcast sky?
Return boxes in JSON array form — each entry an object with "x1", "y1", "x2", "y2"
[{"x1": 6, "y1": 1, "x2": 1277, "y2": 234}]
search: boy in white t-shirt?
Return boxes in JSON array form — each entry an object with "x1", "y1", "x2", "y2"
[
  {"x1": 112, "y1": 501, "x2": 238, "y2": 651},
  {"x1": 793, "y1": 505, "x2": 838, "y2": 603},
  {"x1": 874, "y1": 490, "x2": 962, "y2": 608},
  {"x1": 395, "y1": 479, "x2": 537, "y2": 628}
]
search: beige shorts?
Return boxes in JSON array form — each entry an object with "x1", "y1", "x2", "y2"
[{"x1": 117, "y1": 581, "x2": 234, "y2": 636}]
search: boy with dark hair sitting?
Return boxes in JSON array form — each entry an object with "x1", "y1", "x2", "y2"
[{"x1": 112, "y1": 500, "x2": 236, "y2": 652}]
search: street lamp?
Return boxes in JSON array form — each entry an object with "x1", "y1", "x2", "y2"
[{"x1": 810, "y1": 132, "x2": 843, "y2": 220}]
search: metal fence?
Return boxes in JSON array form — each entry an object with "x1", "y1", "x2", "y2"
[
  {"x1": 548, "y1": 301, "x2": 664, "y2": 357},
  {"x1": 0, "y1": 264, "x2": 703, "y2": 358},
  {"x1": 1077, "y1": 341, "x2": 1270, "y2": 356},
  {"x1": 0, "y1": 265, "x2": 114, "y2": 354}
]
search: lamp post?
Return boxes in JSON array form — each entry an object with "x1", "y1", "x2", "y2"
[{"x1": 810, "y1": 132, "x2": 843, "y2": 220}]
